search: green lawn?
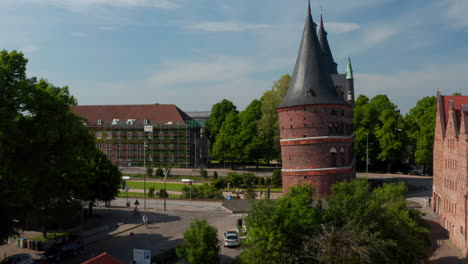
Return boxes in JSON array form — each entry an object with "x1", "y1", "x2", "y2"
[
  {"x1": 126, "y1": 181, "x2": 188, "y2": 192},
  {"x1": 253, "y1": 187, "x2": 282, "y2": 192}
]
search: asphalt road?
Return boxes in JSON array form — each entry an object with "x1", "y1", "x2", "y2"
[{"x1": 60, "y1": 199, "x2": 243, "y2": 264}]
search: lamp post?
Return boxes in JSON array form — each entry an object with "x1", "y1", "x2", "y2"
[
  {"x1": 143, "y1": 142, "x2": 147, "y2": 211},
  {"x1": 194, "y1": 133, "x2": 197, "y2": 169},
  {"x1": 163, "y1": 168, "x2": 171, "y2": 211},
  {"x1": 365, "y1": 133, "x2": 369, "y2": 174}
]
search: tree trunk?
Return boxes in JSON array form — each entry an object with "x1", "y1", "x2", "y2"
[
  {"x1": 88, "y1": 202, "x2": 93, "y2": 217},
  {"x1": 42, "y1": 224, "x2": 47, "y2": 239},
  {"x1": 256, "y1": 159, "x2": 259, "y2": 169}
]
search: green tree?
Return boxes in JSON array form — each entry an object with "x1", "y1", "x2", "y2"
[
  {"x1": 155, "y1": 167, "x2": 163, "y2": 177},
  {"x1": 238, "y1": 99, "x2": 264, "y2": 167},
  {"x1": 354, "y1": 94, "x2": 408, "y2": 172},
  {"x1": 405, "y1": 96, "x2": 436, "y2": 174},
  {"x1": 206, "y1": 99, "x2": 237, "y2": 144},
  {"x1": 241, "y1": 184, "x2": 319, "y2": 263},
  {"x1": 258, "y1": 74, "x2": 290, "y2": 162},
  {"x1": 326, "y1": 179, "x2": 431, "y2": 263},
  {"x1": 271, "y1": 169, "x2": 282, "y2": 186},
  {"x1": 0, "y1": 50, "x2": 33, "y2": 242},
  {"x1": 212, "y1": 112, "x2": 241, "y2": 166},
  {"x1": 76, "y1": 150, "x2": 122, "y2": 216},
  {"x1": 146, "y1": 166, "x2": 154, "y2": 178},
  {"x1": 176, "y1": 219, "x2": 220, "y2": 264}
]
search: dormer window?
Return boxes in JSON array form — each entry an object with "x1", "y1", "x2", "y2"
[
  {"x1": 126, "y1": 119, "x2": 136, "y2": 125},
  {"x1": 144, "y1": 119, "x2": 150, "y2": 125},
  {"x1": 112, "y1": 119, "x2": 120, "y2": 125},
  {"x1": 98, "y1": 120, "x2": 103, "y2": 125},
  {"x1": 83, "y1": 120, "x2": 88, "y2": 125}
]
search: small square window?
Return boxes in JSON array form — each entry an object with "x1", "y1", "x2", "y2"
[
  {"x1": 106, "y1": 131, "x2": 112, "y2": 139},
  {"x1": 96, "y1": 132, "x2": 102, "y2": 139},
  {"x1": 137, "y1": 132, "x2": 142, "y2": 139},
  {"x1": 127, "y1": 132, "x2": 132, "y2": 139}
]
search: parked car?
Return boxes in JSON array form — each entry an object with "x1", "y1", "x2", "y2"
[
  {"x1": 223, "y1": 231, "x2": 240, "y2": 247},
  {"x1": 40, "y1": 241, "x2": 81, "y2": 263},
  {"x1": 0, "y1": 254, "x2": 34, "y2": 264}
]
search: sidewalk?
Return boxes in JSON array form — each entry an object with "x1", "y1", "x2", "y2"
[{"x1": 413, "y1": 201, "x2": 467, "y2": 264}]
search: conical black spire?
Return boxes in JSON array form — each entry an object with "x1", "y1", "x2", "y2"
[
  {"x1": 318, "y1": 12, "x2": 338, "y2": 74},
  {"x1": 278, "y1": 3, "x2": 346, "y2": 109}
]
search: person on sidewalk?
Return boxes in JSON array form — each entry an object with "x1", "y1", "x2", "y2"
[{"x1": 142, "y1": 214, "x2": 148, "y2": 229}]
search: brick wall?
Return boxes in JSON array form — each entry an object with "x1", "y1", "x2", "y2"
[
  {"x1": 278, "y1": 104, "x2": 355, "y2": 197},
  {"x1": 432, "y1": 94, "x2": 468, "y2": 256}
]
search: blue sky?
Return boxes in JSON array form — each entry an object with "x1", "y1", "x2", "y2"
[{"x1": 1, "y1": 0, "x2": 468, "y2": 113}]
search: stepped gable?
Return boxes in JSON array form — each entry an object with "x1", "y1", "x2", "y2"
[{"x1": 278, "y1": 2, "x2": 347, "y2": 109}]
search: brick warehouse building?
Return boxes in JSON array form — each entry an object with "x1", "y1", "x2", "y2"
[
  {"x1": 277, "y1": 3, "x2": 356, "y2": 197},
  {"x1": 432, "y1": 91, "x2": 468, "y2": 254},
  {"x1": 72, "y1": 104, "x2": 208, "y2": 168}
]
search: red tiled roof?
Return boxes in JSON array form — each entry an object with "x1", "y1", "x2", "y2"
[
  {"x1": 441, "y1": 96, "x2": 468, "y2": 130},
  {"x1": 81, "y1": 252, "x2": 123, "y2": 264},
  {"x1": 71, "y1": 104, "x2": 191, "y2": 126}
]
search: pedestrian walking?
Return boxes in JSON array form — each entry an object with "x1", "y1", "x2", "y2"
[
  {"x1": 133, "y1": 206, "x2": 140, "y2": 218},
  {"x1": 143, "y1": 214, "x2": 148, "y2": 229},
  {"x1": 428, "y1": 196, "x2": 432, "y2": 207}
]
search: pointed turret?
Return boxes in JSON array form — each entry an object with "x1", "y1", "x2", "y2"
[
  {"x1": 346, "y1": 57, "x2": 353, "y2": 79},
  {"x1": 278, "y1": 2, "x2": 346, "y2": 109},
  {"x1": 346, "y1": 57, "x2": 355, "y2": 106},
  {"x1": 318, "y1": 12, "x2": 338, "y2": 74}
]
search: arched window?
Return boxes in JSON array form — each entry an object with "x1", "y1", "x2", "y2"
[
  {"x1": 330, "y1": 147, "x2": 337, "y2": 167},
  {"x1": 340, "y1": 148, "x2": 345, "y2": 166}
]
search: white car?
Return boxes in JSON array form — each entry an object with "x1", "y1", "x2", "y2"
[{"x1": 223, "y1": 231, "x2": 240, "y2": 247}]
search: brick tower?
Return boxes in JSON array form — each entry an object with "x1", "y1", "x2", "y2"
[{"x1": 277, "y1": 2, "x2": 355, "y2": 197}]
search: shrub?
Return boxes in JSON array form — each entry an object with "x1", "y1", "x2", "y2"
[
  {"x1": 156, "y1": 168, "x2": 164, "y2": 177},
  {"x1": 158, "y1": 188, "x2": 168, "y2": 197},
  {"x1": 244, "y1": 187, "x2": 257, "y2": 200},
  {"x1": 242, "y1": 173, "x2": 256, "y2": 187},
  {"x1": 258, "y1": 177, "x2": 265, "y2": 186},
  {"x1": 181, "y1": 184, "x2": 224, "y2": 199},
  {"x1": 271, "y1": 169, "x2": 282, "y2": 186},
  {"x1": 146, "y1": 166, "x2": 154, "y2": 178},
  {"x1": 213, "y1": 171, "x2": 218, "y2": 179},
  {"x1": 148, "y1": 186, "x2": 156, "y2": 197},
  {"x1": 212, "y1": 178, "x2": 228, "y2": 190},
  {"x1": 200, "y1": 168, "x2": 208, "y2": 179},
  {"x1": 265, "y1": 177, "x2": 272, "y2": 186}
]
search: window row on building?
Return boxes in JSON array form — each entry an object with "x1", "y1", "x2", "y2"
[{"x1": 95, "y1": 131, "x2": 182, "y2": 140}]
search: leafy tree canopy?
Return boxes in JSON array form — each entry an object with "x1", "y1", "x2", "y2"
[{"x1": 176, "y1": 219, "x2": 220, "y2": 264}]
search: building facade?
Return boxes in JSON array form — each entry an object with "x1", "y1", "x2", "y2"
[
  {"x1": 432, "y1": 91, "x2": 468, "y2": 255},
  {"x1": 73, "y1": 104, "x2": 205, "y2": 168},
  {"x1": 277, "y1": 3, "x2": 356, "y2": 197}
]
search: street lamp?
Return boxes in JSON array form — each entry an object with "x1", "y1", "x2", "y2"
[
  {"x1": 365, "y1": 133, "x2": 369, "y2": 174},
  {"x1": 143, "y1": 142, "x2": 147, "y2": 211},
  {"x1": 163, "y1": 168, "x2": 171, "y2": 211}
]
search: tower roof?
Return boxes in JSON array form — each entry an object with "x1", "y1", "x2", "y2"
[
  {"x1": 278, "y1": 2, "x2": 347, "y2": 109},
  {"x1": 318, "y1": 12, "x2": 338, "y2": 74},
  {"x1": 346, "y1": 57, "x2": 354, "y2": 80}
]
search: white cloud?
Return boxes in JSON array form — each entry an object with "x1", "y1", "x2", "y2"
[
  {"x1": 363, "y1": 27, "x2": 398, "y2": 46},
  {"x1": 28, "y1": 0, "x2": 178, "y2": 10},
  {"x1": 325, "y1": 22, "x2": 360, "y2": 33},
  {"x1": 20, "y1": 45, "x2": 40, "y2": 53},
  {"x1": 71, "y1": 31, "x2": 87, "y2": 37},
  {"x1": 99, "y1": 26, "x2": 116, "y2": 31},
  {"x1": 147, "y1": 56, "x2": 254, "y2": 87},
  {"x1": 441, "y1": 0, "x2": 468, "y2": 28},
  {"x1": 186, "y1": 22, "x2": 271, "y2": 32}
]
